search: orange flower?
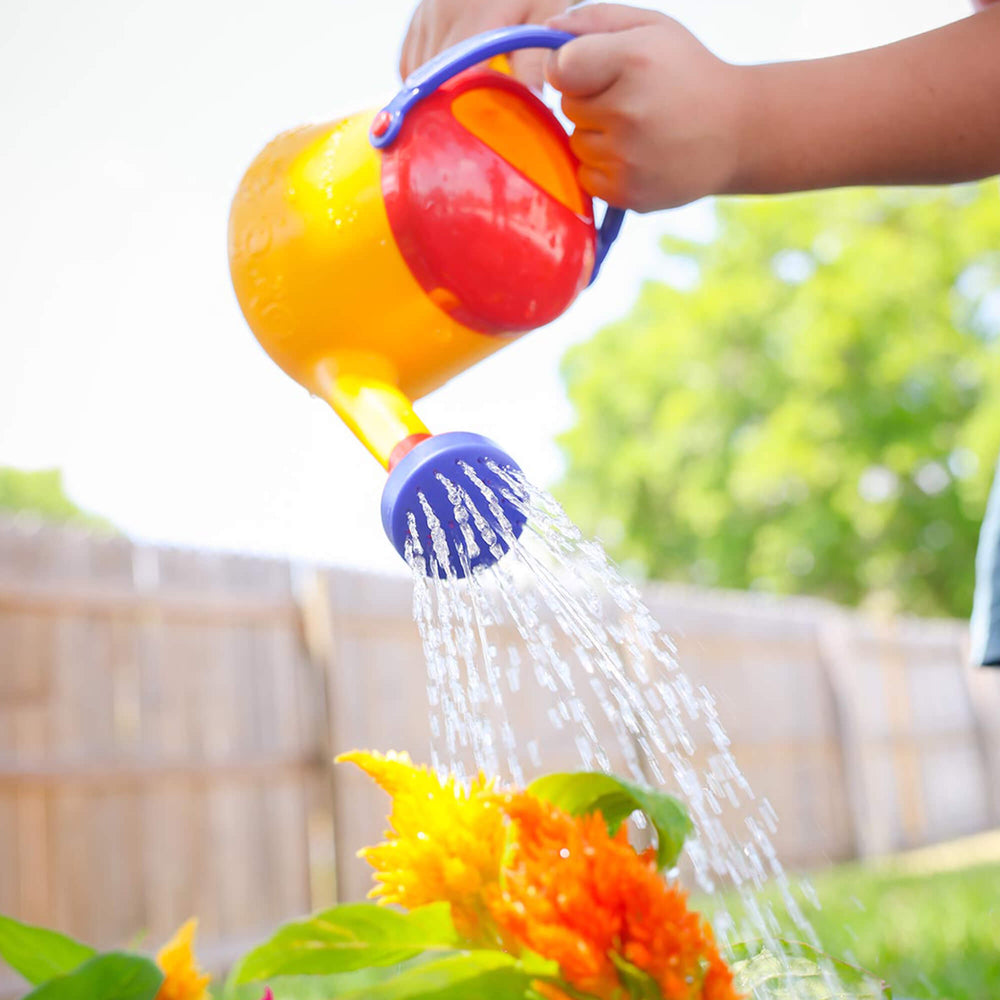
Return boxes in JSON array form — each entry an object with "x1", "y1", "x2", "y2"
[
  {"x1": 490, "y1": 793, "x2": 740, "y2": 1000},
  {"x1": 337, "y1": 749, "x2": 507, "y2": 940},
  {"x1": 155, "y1": 919, "x2": 210, "y2": 1000}
]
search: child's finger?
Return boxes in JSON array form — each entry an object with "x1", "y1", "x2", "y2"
[
  {"x1": 546, "y1": 33, "x2": 625, "y2": 97},
  {"x1": 547, "y1": 3, "x2": 662, "y2": 36},
  {"x1": 399, "y1": 6, "x2": 425, "y2": 79},
  {"x1": 509, "y1": 49, "x2": 547, "y2": 92},
  {"x1": 576, "y1": 163, "x2": 617, "y2": 203},
  {"x1": 569, "y1": 128, "x2": 616, "y2": 167},
  {"x1": 559, "y1": 95, "x2": 604, "y2": 131}
]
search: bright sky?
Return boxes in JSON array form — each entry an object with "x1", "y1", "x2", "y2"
[{"x1": 0, "y1": 0, "x2": 972, "y2": 574}]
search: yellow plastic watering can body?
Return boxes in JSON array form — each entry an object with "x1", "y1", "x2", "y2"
[
  {"x1": 228, "y1": 29, "x2": 624, "y2": 472},
  {"x1": 229, "y1": 112, "x2": 489, "y2": 467}
]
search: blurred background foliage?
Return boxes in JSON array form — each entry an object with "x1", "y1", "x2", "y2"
[
  {"x1": 0, "y1": 467, "x2": 112, "y2": 530},
  {"x1": 558, "y1": 182, "x2": 1000, "y2": 619}
]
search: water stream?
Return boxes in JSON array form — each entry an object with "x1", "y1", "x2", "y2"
[{"x1": 404, "y1": 461, "x2": 869, "y2": 999}]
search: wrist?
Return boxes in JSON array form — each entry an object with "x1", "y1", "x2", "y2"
[
  {"x1": 721, "y1": 63, "x2": 779, "y2": 196},
  {"x1": 721, "y1": 64, "x2": 807, "y2": 195},
  {"x1": 719, "y1": 59, "x2": 860, "y2": 196}
]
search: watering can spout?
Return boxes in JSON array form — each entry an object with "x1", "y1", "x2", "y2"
[
  {"x1": 314, "y1": 359, "x2": 429, "y2": 471},
  {"x1": 316, "y1": 360, "x2": 526, "y2": 579}
]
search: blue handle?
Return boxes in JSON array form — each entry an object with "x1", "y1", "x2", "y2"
[
  {"x1": 591, "y1": 206, "x2": 626, "y2": 286},
  {"x1": 370, "y1": 26, "x2": 574, "y2": 149},
  {"x1": 370, "y1": 25, "x2": 625, "y2": 283}
]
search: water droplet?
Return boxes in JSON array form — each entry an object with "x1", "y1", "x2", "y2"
[{"x1": 245, "y1": 226, "x2": 271, "y2": 255}]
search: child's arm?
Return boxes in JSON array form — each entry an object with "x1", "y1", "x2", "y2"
[
  {"x1": 544, "y1": 3, "x2": 1000, "y2": 212},
  {"x1": 733, "y1": 5, "x2": 1000, "y2": 195}
]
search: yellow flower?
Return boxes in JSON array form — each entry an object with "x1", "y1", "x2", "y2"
[
  {"x1": 155, "y1": 919, "x2": 210, "y2": 1000},
  {"x1": 337, "y1": 749, "x2": 507, "y2": 940}
]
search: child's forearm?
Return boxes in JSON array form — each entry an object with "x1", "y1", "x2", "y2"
[{"x1": 731, "y1": 6, "x2": 1000, "y2": 195}]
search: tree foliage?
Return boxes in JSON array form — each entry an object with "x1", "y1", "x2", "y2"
[
  {"x1": 0, "y1": 467, "x2": 110, "y2": 529},
  {"x1": 557, "y1": 183, "x2": 1000, "y2": 618}
]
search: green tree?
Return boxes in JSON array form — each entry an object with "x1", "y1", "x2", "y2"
[
  {"x1": 558, "y1": 183, "x2": 1000, "y2": 618},
  {"x1": 0, "y1": 467, "x2": 111, "y2": 530}
]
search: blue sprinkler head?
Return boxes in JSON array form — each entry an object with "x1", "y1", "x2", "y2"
[{"x1": 381, "y1": 432, "x2": 528, "y2": 578}]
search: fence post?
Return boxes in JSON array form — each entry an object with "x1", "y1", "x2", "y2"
[
  {"x1": 815, "y1": 611, "x2": 872, "y2": 860},
  {"x1": 296, "y1": 567, "x2": 339, "y2": 908}
]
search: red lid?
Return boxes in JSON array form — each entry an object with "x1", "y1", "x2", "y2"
[{"x1": 380, "y1": 69, "x2": 596, "y2": 335}]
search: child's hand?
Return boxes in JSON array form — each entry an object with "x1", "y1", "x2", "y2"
[
  {"x1": 400, "y1": 0, "x2": 571, "y2": 90},
  {"x1": 545, "y1": 4, "x2": 744, "y2": 212}
]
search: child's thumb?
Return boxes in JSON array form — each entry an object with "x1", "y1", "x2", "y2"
[
  {"x1": 545, "y1": 33, "x2": 622, "y2": 97},
  {"x1": 547, "y1": 3, "x2": 662, "y2": 36}
]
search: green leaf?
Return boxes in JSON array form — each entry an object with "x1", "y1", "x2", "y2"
[
  {"x1": 516, "y1": 948, "x2": 560, "y2": 981},
  {"x1": 338, "y1": 951, "x2": 538, "y2": 1000},
  {"x1": 234, "y1": 902, "x2": 461, "y2": 982},
  {"x1": 729, "y1": 941, "x2": 891, "y2": 999},
  {"x1": 610, "y1": 953, "x2": 663, "y2": 999},
  {"x1": 0, "y1": 914, "x2": 95, "y2": 985},
  {"x1": 21, "y1": 953, "x2": 162, "y2": 1000},
  {"x1": 218, "y1": 970, "x2": 400, "y2": 1000},
  {"x1": 528, "y1": 771, "x2": 692, "y2": 870}
]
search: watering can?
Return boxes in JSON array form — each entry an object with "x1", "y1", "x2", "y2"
[{"x1": 228, "y1": 26, "x2": 625, "y2": 575}]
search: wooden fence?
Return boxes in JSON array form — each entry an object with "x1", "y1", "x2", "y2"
[
  {"x1": 0, "y1": 521, "x2": 327, "y2": 988},
  {"x1": 1, "y1": 518, "x2": 998, "y2": 992}
]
